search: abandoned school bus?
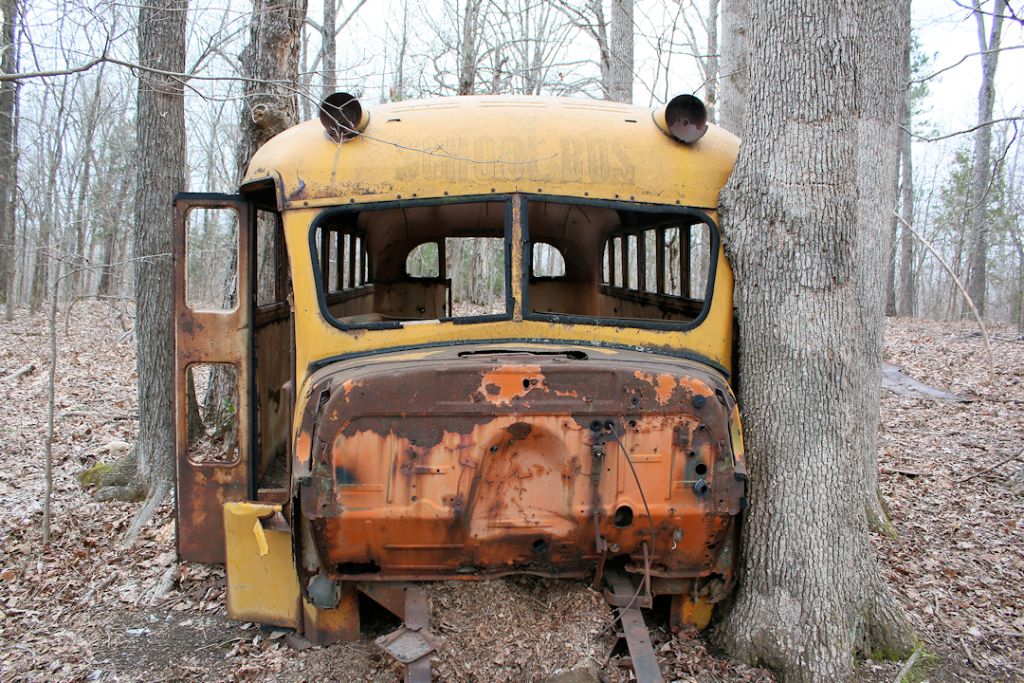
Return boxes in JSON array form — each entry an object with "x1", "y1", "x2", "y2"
[{"x1": 173, "y1": 92, "x2": 747, "y2": 674}]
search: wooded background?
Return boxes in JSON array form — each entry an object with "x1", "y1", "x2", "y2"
[{"x1": 0, "y1": 0, "x2": 1020, "y2": 328}]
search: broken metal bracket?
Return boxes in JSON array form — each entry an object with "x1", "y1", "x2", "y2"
[
  {"x1": 604, "y1": 569, "x2": 665, "y2": 683},
  {"x1": 374, "y1": 587, "x2": 442, "y2": 683}
]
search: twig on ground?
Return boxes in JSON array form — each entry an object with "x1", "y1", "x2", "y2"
[
  {"x1": 0, "y1": 362, "x2": 36, "y2": 382},
  {"x1": 892, "y1": 647, "x2": 922, "y2": 683},
  {"x1": 959, "y1": 446, "x2": 1024, "y2": 483},
  {"x1": 897, "y1": 213, "x2": 995, "y2": 383}
]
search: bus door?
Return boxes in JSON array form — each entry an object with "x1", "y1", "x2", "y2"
[{"x1": 173, "y1": 194, "x2": 257, "y2": 564}]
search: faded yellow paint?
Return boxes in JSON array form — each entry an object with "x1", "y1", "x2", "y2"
[
  {"x1": 242, "y1": 97, "x2": 740, "y2": 210},
  {"x1": 223, "y1": 502, "x2": 301, "y2": 629},
  {"x1": 285, "y1": 207, "x2": 736, "y2": 397}
]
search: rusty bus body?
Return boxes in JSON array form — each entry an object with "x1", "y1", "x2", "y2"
[{"x1": 174, "y1": 93, "x2": 746, "y2": 648}]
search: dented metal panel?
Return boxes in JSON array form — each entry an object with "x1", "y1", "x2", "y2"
[
  {"x1": 240, "y1": 97, "x2": 740, "y2": 211},
  {"x1": 223, "y1": 502, "x2": 301, "y2": 628},
  {"x1": 292, "y1": 344, "x2": 745, "y2": 586}
]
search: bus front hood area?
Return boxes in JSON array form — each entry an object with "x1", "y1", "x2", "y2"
[{"x1": 293, "y1": 344, "x2": 746, "y2": 593}]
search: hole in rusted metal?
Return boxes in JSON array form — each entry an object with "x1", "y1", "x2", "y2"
[
  {"x1": 613, "y1": 506, "x2": 634, "y2": 528},
  {"x1": 590, "y1": 420, "x2": 602, "y2": 432},
  {"x1": 695, "y1": 463, "x2": 708, "y2": 476},
  {"x1": 336, "y1": 561, "x2": 382, "y2": 575},
  {"x1": 532, "y1": 538, "x2": 548, "y2": 553}
]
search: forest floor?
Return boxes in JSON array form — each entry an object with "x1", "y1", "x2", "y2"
[{"x1": 0, "y1": 302, "x2": 1022, "y2": 683}]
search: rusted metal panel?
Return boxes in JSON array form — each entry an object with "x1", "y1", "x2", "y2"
[
  {"x1": 302, "y1": 586, "x2": 360, "y2": 646},
  {"x1": 174, "y1": 194, "x2": 256, "y2": 564},
  {"x1": 293, "y1": 344, "x2": 744, "y2": 585}
]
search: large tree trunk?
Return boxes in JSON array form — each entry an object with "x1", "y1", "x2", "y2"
[
  {"x1": 965, "y1": 0, "x2": 1006, "y2": 318},
  {"x1": 608, "y1": 0, "x2": 633, "y2": 104},
  {"x1": 714, "y1": 2, "x2": 914, "y2": 680},
  {"x1": 111, "y1": 0, "x2": 187, "y2": 530},
  {"x1": 717, "y1": 0, "x2": 747, "y2": 134},
  {"x1": 0, "y1": 0, "x2": 19, "y2": 317},
  {"x1": 236, "y1": 0, "x2": 307, "y2": 180}
]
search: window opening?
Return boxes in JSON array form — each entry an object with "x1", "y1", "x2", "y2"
[
  {"x1": 446, "y1": 237, "x2": 506, "y2": 316},
  {"x1": 523, "y1": 198, "x2": 717, "y2": 328},
  {"x1": 407, "y1": 242, "x2": 440, "y2": 278},
  {"x1": 185, "y1": 207, "x2": 239, "y2": 310},
  {"x1": 186, "y1": 363, "x2": 240, "y2": 465},
  {"x1": 532, "y1": 243, "x2": 565, "y2": 277},
  {"x1": 312, "y1": 200, "x2": 509, "y2": 327}
]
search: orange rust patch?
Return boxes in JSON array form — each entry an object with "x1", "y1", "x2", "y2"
[
  {"x1": 341, "y1": 379, "x2": 362, "y2": 403},
  {"x1": 633, "y1": 370, "x2": 678, "y2": 405},
  {"x1": 478, "y1": 365, "x2": 547, "y2": 406},
  {"x1": 554, "y1": 389, "x2": 578, "y2": 397}
]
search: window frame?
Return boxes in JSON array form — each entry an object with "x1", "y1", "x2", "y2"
[
  {"x1": 309, "y1": 196, "x2": 515, "y2": 331},
  {"x1": 521, "y1": 194, "x2": 719, "y2": 332}
]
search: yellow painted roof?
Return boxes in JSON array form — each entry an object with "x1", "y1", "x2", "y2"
[{"x1": 241, "y1": 95, "x2": 741, "y2": 211}]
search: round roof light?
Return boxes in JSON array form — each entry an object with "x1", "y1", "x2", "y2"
[
  {"x1": 663, "y1": 94, "x2": 708, "y2": 144},
  {"x1": 319, "y1": 92, "x2": 365, "y2": 142}
]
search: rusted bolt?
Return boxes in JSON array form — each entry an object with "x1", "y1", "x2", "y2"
[
  {"x1": 609, "y1": 544, "x2": 620, "y2": 553},
  {"x1": 490, "y1": 444, "x2": 499, "y2": 453},
  {"x1": 693, "y1": 394, "x2": 707, "y2": 409},
  {"x1": 590, "y1": 420, "x2": 602, "y2": 432}
]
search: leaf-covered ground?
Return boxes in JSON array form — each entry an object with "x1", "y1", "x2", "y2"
[{"x1": 0, "y1": 303, "x2": 1021, "y2": 682}]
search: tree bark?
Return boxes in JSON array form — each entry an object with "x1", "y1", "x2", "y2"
[
  {"x1": 321, "y1": 0, "x2": 336, "y2": 100},
  {"x1": 704, "y1": 0, "x2": 720, "y2": 123},
  {"x1": 0, "y1": 0, "x2": 19, "y2": 314},
  {"x1": 966, "y1": 0, "x2": 1006, "y2": 318},
  {"x1": 608, "y1": 0, "x2": 633, "y2": 104},
  {"x1": 714, "y1": 1, "x2": 914, "y2": 680},
  {"x1": 717, "y1": 0, "x2": 747, "y2": 134},
  {"x1": 119, "y1": 0, "x2": 187, "y2": 521},
  {"x1": 236, "y1": 0, "x2": 307, "y2": 182},
  {"x1": 458, "y1": 0, "x2": 482, "y2": 95},
  {"x1": 896, "y1": 9, "x2": 916, "y2": 317},
  {"x1": 856, "y1": 0, "x2": 906, "y2": 540}
]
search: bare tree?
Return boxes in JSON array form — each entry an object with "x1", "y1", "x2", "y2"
[
  {"x1": 458, "y1": 0, "x2": 483, "y2": 94},
  {"x1": 896, "y1": 9, "x2": 917, "y2": 317},
  {"x1": 717, "y1": 0, "x2": 747, "y2": 133},
  {"x1": 93, "y1": 0, "x2": 187, "y2": 541},
  {"x1": 304, "y1": 0, "x2": 367, "y2": 104},
  {"x1": 715, "y1": 0, "x2": 914, "y2": 679},
  {"x1": 608, "y1": 0, "x2": 632, "y2": 103},
  {"x1": 966, "y1": 0, "x2": 1007, "y2": 316},
  {"x1": 0, "y1": 0, "x2": 19, "y2": 320}
]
